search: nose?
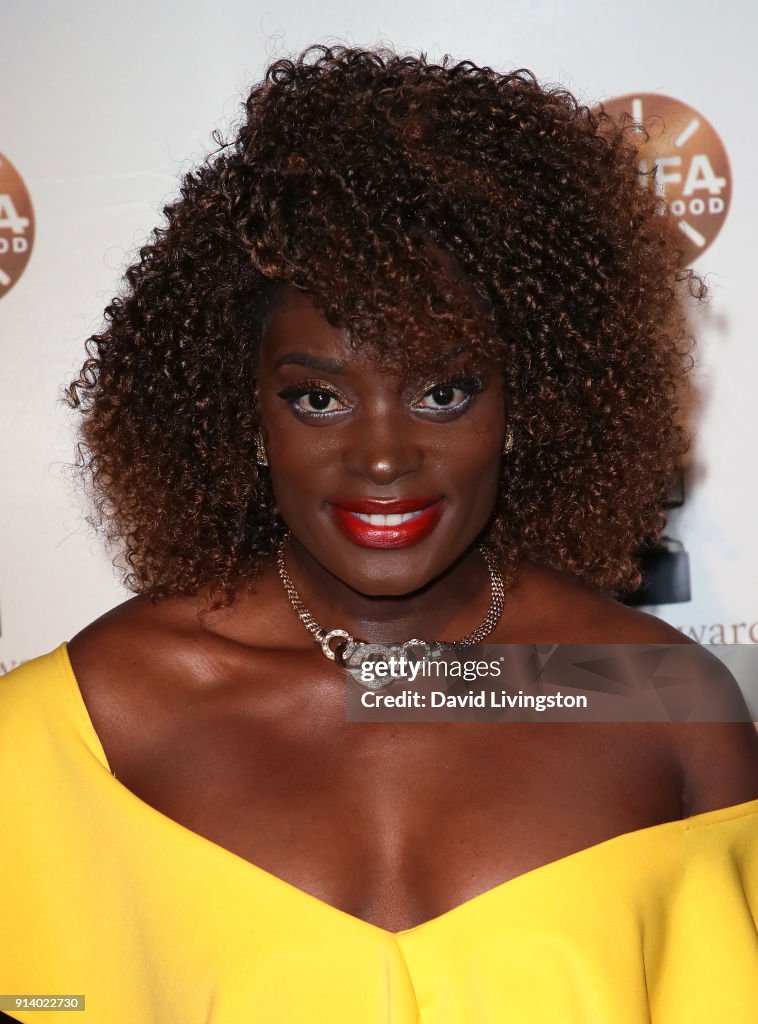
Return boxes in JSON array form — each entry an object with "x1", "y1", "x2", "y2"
[{"x1": 342, "y1": 408, "x2": 424, "y2": 485}]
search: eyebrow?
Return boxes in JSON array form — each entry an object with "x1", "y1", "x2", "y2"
[{"x1": 273, "y1": 352, "x2": 347, "y2": 374}]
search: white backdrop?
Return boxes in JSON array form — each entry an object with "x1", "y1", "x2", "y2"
[{"x1": 2, "y1": 0, "x2": 757, "y2": 672}]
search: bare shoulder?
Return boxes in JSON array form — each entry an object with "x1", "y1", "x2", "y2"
[
  {"x1": 67, "y1": 559, "x2": 287, "y2": 690},
  {"x1": 505, "y1": 559, "x2": 693, "y2": 644},
  {"x1": 508, "y1": 560, "x2": 758, "y2": 815},
  {"x1": 65, "y1": 565, "x2": 292, "y2": 762},
  {"x1": 66, "y1": 592, "x2": 228, "y2": 767},
  {"x1": 68, "y1": 593, "x2": 212, "y2": 691}
]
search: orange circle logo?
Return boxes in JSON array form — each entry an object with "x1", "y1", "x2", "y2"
[
  {"x1": 0, "y1": 151, "x2": 35, "y2": 298},
  {"x1": 601, "y1": 94, "x2": 730, "y2": 264}
]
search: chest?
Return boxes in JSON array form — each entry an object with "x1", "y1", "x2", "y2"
[{"x1": 110, "y1": 666, "x2": 683, "y2": 931}]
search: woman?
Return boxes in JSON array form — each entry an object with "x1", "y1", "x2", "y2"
[{"x1": 1, "y1": 45, "x2": 756, "y2": 1023}]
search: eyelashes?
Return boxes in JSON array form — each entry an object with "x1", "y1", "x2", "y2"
[
  {"x1": 410, "y1": 374, "x2": 485, "y2": 410},
  {"x1": 276, "y1": 378, "x2": 348, "y2": 417},
  {"x1": 276, "y1": 375, "x2": 485, "y2": 421}
]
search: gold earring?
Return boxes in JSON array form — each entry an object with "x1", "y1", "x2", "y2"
[
  {"x1": 254, "y1": 431, "x2": 269, "y2": 467},
  {"x1": 503, "y1": 426, "x2": 514, "y2": 455}
]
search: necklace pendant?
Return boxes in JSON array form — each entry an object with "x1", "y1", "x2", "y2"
[
  {"x1": 401, "y1": 639, "x2": 434, "y2": 660},
  {"x1": 321, "y1": 629, "x2": 353, "y2": 663}
]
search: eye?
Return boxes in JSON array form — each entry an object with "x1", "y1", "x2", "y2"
[
  {"x1": 294, "y1": 388, "x2": 343, "y2": 414},
  {"x1": 417, "y1": 384, "x2": 469, "y2": 410},
  {"x1": 277, "y1": 381, "x2": 350, "y2": 419},
  {"x1": 412, "y1": 375, "x2": 484, "y2": 415}
]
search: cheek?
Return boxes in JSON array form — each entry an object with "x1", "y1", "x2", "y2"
[
  {"x1": 265, "y1": 422, "x2": 339, "y2": 507},
  {"x1": 436, "y1": 406, "x2": 506, "y2": 487},
  {"x1": 445, "y1": 437, "x2": 503, "y2": 505}
]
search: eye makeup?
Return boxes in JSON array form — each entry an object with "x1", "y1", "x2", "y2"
[
  {"x1": 408, "y1": 373, "x2": 485, "y2": 414},
  {"x1": 276, "y1": 372, "x2": 486, "y2": 421},
  {"x1": 276, "y1": 379, "x2": 350, "y2": 419}
]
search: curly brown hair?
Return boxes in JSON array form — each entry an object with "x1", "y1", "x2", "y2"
[{"x1": 67, "y1": 44, "x2": 702, "y2": 602}]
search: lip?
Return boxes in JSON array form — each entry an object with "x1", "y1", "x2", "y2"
[
  {"x1": 333, "y1": 497, "x2": 442, "y2": 514},
  {"x1": 329, "y1": 497, "x2": 445, "y2": 548}
]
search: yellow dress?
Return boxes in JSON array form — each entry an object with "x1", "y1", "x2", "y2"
[{"x1": 1, "y1": 644, "x2": 756, "y2": 1023}]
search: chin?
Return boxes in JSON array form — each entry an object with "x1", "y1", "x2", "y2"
[
  {"x1": 349, "y1": 577, "x2": 425, "y2": 598},
  {"x1": 336, "y1": 557, "x2": 440, "y2": 597}
]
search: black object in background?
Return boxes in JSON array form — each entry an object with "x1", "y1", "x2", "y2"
[
  {"x1": 622, "y1": 538, "x2": 692, "y2": 606},
  {"x1": 621, "y1": 466, "x2": 691, "y2": 607}
]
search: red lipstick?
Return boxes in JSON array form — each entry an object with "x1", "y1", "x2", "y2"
[{"x1": 329, "y1": 497, "x2": 445, "y2": 548}]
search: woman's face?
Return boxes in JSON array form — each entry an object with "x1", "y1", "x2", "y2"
[{"x1": 255, "y1": 285, "x2": 507, "y2": 597}]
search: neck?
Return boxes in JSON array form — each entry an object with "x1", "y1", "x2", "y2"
[{"x1": 281, "y1": 535, "x2": 494, "y2": 645}]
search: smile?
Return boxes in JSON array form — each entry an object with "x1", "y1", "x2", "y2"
[
  {"x1": 351, "y1": 510, "x2": 425, "y2": 526},
  {"x1": 329, "y1": 498, "x2": 445, "y2": 549}
]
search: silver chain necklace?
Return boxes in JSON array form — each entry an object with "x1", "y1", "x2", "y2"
[{"x1": 276, "y1": 531, "x2": 505, "y2": 667}]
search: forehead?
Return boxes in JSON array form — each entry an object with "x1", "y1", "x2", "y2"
[
  {"x1": 258, "y1": 284, "x2": 484, "y2": 375},
  {"x1": 260, "y1": 286, "x2": 349, "y2": 360}
]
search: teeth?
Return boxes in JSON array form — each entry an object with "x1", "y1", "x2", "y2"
[{"x1": 352, "y1": 510, "x2": 426, "y2": 526}]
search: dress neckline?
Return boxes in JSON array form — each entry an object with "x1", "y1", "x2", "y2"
[{"x1": 54, "y1": 641, "x2": 758, "y2": 938}]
